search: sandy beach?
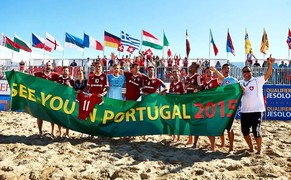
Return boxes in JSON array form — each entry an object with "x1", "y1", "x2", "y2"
[{"x1": 0, "y1": 111, "x2": 290, "y2": 179}]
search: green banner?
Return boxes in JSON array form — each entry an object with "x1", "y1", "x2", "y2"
[{"x1": 5, "y1": 71, "x2": 242, "y2": 137}]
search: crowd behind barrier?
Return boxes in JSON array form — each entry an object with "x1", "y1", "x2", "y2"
[{"x1": 0, "y1": 58, "x2": 291, "y2": 85}]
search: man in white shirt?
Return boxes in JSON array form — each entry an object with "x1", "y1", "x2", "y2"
[{"x1": 239, "y1": 55, "x2": 274, "y2": 154}]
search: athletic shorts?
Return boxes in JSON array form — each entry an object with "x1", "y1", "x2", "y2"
[{"x1": 240, "y1": 112, "x2": 262, "y2": 137}]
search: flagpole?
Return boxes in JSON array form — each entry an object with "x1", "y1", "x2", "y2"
[
  {"x1": 162, "y1": 30, "x2": 164, "y2": 59},
  {"x1": 209, "y1": 29, "x2": 211, "y2": 58}
]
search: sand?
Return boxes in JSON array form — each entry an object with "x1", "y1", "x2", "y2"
[{"x1": 0, "y1": 111, "x2": 290, "y2": 179}]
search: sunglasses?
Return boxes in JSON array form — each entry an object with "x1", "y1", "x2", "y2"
[{"x1": 243, "y1": 70, "x2": 251, "y2": 73}]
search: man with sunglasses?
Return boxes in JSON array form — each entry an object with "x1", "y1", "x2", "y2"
[{"x1": 239, "y1": 55, "x2": 274, "y2": 155}]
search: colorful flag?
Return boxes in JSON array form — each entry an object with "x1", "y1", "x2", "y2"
[
  {"x1": 45, "y1": 32, "x2": 64, "y2": 51},
  {"x1": 83, "y1": 33, "x2": 103, "y2": 51},
  {"x1": 2, "y1": 35, "x2": 19, "y2": 52},
  {"x1": 64, "y1": 32, "x2": 84, "y2": 51},
  {"x1": 142, "y1": 30, "x2": 163, "y2": 50},
  {"x1": 210, "y1": 29, "x2": 219, "y2": 56},
  {"x1": 163, "y1": 31, "x2": 169, "y2": 46},
  {"x1": 127, "y1": 46, "x2": 135, "y2": 54},
  {"x1": 32, "y1": 33, "x2": 52, "y2": 52},
  {"x1": 226, "y1": 29, "x2": 235, "y2": 56},
  {"x1": 14, "y1": 35, "x2": 32, "y2": 52},
  {"x1": 144, "y1": 48, "x2": 153, "y2": 57},
  {"x1": 260, "y1": 28, "x2": 269, "y2": 55},
  {"x1": 104, "y1": 31, "x2": 121, "y2": 48},
  {"x1": 186, "y1": 30, "x2": 191, "y2": 58},
  {"x1": 117, "y1": 44, "x2": 124, "y2": 52},
  {"x1": 286, "y1": 28, "x2": 291, "y2": 49},
  {"x1": 245, "y1": 29, "x2": 252, "y2": 54},
  {"x1": 120, "y1": 31, "x2": 140, "y2": 50}
]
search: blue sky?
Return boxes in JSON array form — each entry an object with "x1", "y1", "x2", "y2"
[{"x1": 1, "y1": 0, "x2": 290, "y2": 63}]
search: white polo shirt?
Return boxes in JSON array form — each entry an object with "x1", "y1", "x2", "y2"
[{"x1": 240, "y1": 76, "x2": 266, "y2": 113}]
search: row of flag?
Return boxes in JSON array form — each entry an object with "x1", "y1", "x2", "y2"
[{"x1": 2, "y1": 29, "x2": 291, "y2": 57}]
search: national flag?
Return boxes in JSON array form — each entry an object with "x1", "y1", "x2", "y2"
[
  {"x1": 142, "y1": 30, "x2": 163, "y2": 50},
  {"x1": 117, "y1": 44, "x2": 124, "y2": 52},
  {"x1": 32, "y1": 33, "x2": 52, "y2": 52},
  {"x1": 83, "y1": 33, "x2": 103, "y2": 51},
  {"x1": 226, "y1": 29, "x2": 235, "y2": 56},
  {"x1": 14, "y1": 35, "x2": 32, "y2": 52},
  {"x1": 167, "y1": 48, "x2": 172, "y2": 57},
  {"x1": 120, "y1": 31, "x2": 140, "y2": 50},
  {"x1": 104, "y1": 31, "x2": 121, "y2": 48},
  {"x1": 144, "y1": 48, "x2": 153, "y2": 57},
  {"x1": 245, "y1": 28, "x2": 252, "y2": 54},
  {"x1": 210, "y1": 29, "x2": 219, "y2": 56},
  {"x1": 260, "y1": 28, "x2": 269, "y2": 55},
  {"x1": 127, "y1": 46, "x2": 135, "y2": 54},
  {"x1": 186, "y1": 30, "x2": 191, "y2": 58},
  {"x1": 2, "y1": 35, "x2": 19, "y2": 52},
  {"x1": 65, "y1": 32, "x2": 84, "y2": 51},
  {"x1": 286, "y1": 28, "x2": 291, "y2": 49},
  {"x1": 45, "y1": 32, "x2": 64, "y2": 51},
  {"x1": 163, "y1": 31, "x2": 169, "y2": 46}
]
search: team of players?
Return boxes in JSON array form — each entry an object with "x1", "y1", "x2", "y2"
[{"x1": 34, "y1": 60, "x2": 238, "y2": 152}]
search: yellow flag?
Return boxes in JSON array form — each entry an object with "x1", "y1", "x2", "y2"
[
  {"x1": 260, "y1": 28, "x2": 269, "y2": 54},
  {"x1": 245, "y1": 28, "x2": 252, "y2": 54}
]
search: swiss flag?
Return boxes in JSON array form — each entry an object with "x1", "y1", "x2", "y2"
[
  {"x1": 167, "y1": 48, "x2": 172, "y2": 57},
  {"x1": 127, "y1": 46, "x2": 135, "y2": 54},
  {"x1": 145, "y1": 48, "x2": 153, "y2": 57},
  {"x1": 117, "y1": 44, "x2": 124, "y2": 52}
]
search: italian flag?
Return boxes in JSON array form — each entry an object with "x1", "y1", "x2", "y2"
[
  {"x1": 142, "y1": 30, "x2": 163, "y2": 50},
  {"x1": 14, "y1": 35, "x2": 32, "y2": 52}
]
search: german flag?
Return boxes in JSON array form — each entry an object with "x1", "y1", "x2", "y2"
[{"x1": 104, "y1": 31, "x2": 121, "y2": 48}]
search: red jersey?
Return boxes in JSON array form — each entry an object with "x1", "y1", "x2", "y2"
[
  {"x1": 76, "y1": 92, "x2": 103, "y2": 120},
  {"x1": 185, "y1": 74, "x2": 201, "y2": 93},
  {"x1": 34, "y1": 71, "x2": 59, "y2": 81},
  {"x1": 203, "y1": 79, "x2": 219, "y2": 90},
  {"x1": 56, "y1": 75, "x2": 74, "y2": 87},
  {"x1": 169, "y1": 81, "x2": 185, "y2": 94},
  {"x1": 183, "y1": 60, "x2": 188, "y2": 67},
  {"x1": 174, "y1": 56, "x2": 180, "y2": 66},
  {"x1": 142, "y1": 77, "x2": 164, "y2": 94},
  {"x1": 167, "y1": 59, "x2": 173, "y2": 67},
  {"x1": 140, "y1": 57, "x2": 145, "y2": 67},
  {"x1": 124, "y1": 72, "x2": 144, "y2": 100},
  {"x1": 87, "y1": 73, "x2": 108, "y2": 94}
]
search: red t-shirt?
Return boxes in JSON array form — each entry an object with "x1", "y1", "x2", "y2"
[
  {"x1": 124, "y1": 72, "x2": 144, "y2": 100},
  {"x1": 169, "y1": 81, "x2": 185, "y2": 94},
  {"x1": 185, "y1": 74, "x2": 201, "y2": 93},
  {"x1": 87, "y1": 73, "x2": 108, "y2": 94},
  {"x1": 142, "y1": 76, "x2": 164, "y2": 94},
  {"x1": 34, "y1": 71, "x2": 59, "y2": 81},
  {"x1": 56, "y1": 75, "x2": 74, "y2": 87},
  {"x1": 203, "y1": 79, "x2": 219, "y2": 90},
  {"x1": 76, "y1": 92, "x2": 103, "y2": 120}
]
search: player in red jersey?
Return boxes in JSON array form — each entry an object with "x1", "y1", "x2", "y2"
[
  {"x1": 82, "y1": 61, "x2": 108, "y2": 96},
  {"x1": 142, "y1": 66, "x2": 167, "y2": 95},
  {"x1": 169, "y1": 68, "x2": 185, "y2": 142},
  {"x1": 193, "y1": 67, "x2": 220, "y2": 151},
  {"x1": 56, "y1": 66, "x2": 74, "y2": 137},
  {"x1": 184, "y1": 62, "x2": 203, "y2": 145},
  {"x1": 34, "y1": 61, "x2": 59, "y2": 137},
  {"x1": 124, "y1": 63, "x2": 145, "y2": 100}
]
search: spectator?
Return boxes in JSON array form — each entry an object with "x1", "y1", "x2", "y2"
[
  {"x1": 246, "y1": 49, "x2": 258, "y2": 66},
  {"x1": 70, "y1": 60, "x2": 77, "y2": 67},
  {"x1": 52, "y1": 60, "x2": 57, "y2": 67},
  {"x1": 215, "y1": 61, "x2": 221, "y2": 71},
  {"x1": 253, "y1": 60, "x2": 261, "y2": 67}
]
